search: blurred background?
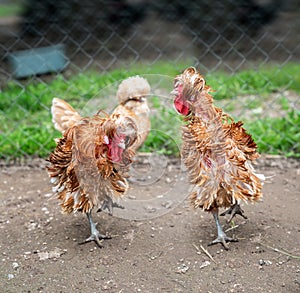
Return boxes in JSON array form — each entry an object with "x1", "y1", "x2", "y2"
[
  {"x1": 0, "y1": 0, "x2": 299, "y2": 162},
  {"x1": 1, "y1": 0, "x2": 299, "y2": 74}
]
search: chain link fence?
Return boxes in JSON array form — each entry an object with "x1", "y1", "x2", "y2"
[{"x1": 0, "y1": 0, "x2": 299, "y2": 162}]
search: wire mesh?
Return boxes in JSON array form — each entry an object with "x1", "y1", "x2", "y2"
[{"x1": 0, "y1": 0, "x2": 299, "y2": 162}]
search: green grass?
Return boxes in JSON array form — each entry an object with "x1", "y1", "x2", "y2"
[
  {"x1": 245, "y1": 109, "x2": 300, "y2": 157},
  {"x1": 0, "y1": 3, "x2": 23, "y2": 17},
  {"x1": 140, "y1": 96, "x2": 182, "y2": 155},
  {"x1": 0, "y1": 62, "x2": 300, "y2": 160},
  {"x1": 206, "y1": 63, "x2": 300, "y2": 100}
]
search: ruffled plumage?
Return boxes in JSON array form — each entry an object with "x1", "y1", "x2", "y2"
[
  {"x1": 51, "y1": 76, "x2": 151, "y2": 152},
  {"x1": 174, "y1": 67, "x2": 264, "y2": 212},
  {"x1": 47, "y1": 113, "x2": 137, "y2": 214}
]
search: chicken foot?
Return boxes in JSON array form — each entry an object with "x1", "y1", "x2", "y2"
[
  {"x1": 97, "y1": 197, "x2": 125, "y2": 216},
  {"x1": 220, "y1": 203, "x2": 248, "y2": 223},
  {"x1": 80, "y1": 211, "x2": 112, "y2": 248},
  {"x1": 208, "y1": 210, "x2": 238, "y2": 250}
]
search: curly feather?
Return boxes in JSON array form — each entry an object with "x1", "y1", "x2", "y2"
[
  {"x1": 174, "y1": 67, "x2": 264, "y2": 212},
  {"x1": 47, "y1": 113, "x2": 137, "y2": 214}
]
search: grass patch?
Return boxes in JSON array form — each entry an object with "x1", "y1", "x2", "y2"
[
  {"x1": 0, "y1": 3, "x2": 23, "y2": 17},
  {"x1": 206, "y1": 63, "x2": 300, "y2": 99},
  {"x1": 245, "y1": 109, "x2": 300, "y2": 157},
  {"x1": 1, "y1": 62, "x2": 300, "y2": 160}
]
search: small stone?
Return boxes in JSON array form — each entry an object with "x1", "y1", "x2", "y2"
[
  {"x1": 176, "y1": 264, "x2": 189, "y2": 274},
  {"x1": 7, "y1": 274, "x2": 14, "y2": 280},
  {"x1": 145, "y1": 206, "x2": 156, "y2": 213},
  {"x1": 38, "y1": 247, "x2": 65, "y2": 260},
  {"x1": 161, "y1": 201, "x2": 172, "y2": 209},
  {"x1": 259, "y1": 259, "x2": 272, "y2": 266},
  {"x1": 199, "y1": 260, "x2": 210, "y2": 269}
]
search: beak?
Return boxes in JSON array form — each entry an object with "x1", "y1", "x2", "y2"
[
  {"x1": 118, "y1": 141, "x2": 126, "y2": 149},
  {"x1": 103, "y1": 135, "x2": 109, "y2": 145},
  {"x1": 131, "y1": 96, "x2": 145, "y2": 102},
  {"x1": 170, "y1": 89, "x2": 178, "y2": 96}
]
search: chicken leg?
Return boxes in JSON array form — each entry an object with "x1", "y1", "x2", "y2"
[
  {"x1": 97, "y1": 197, "x2": 125, "y2": 215},
  {"x1": 208, "y1": 209, "x2": 238, "y2": 250},
  {"x1": 81, "y1": 211, "x2": 111, "y2": 248},
  {"x1": 220, "y1": 203, "x2": 248, "y2": 223}
]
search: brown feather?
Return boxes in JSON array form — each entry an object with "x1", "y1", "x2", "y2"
[
  {"x1": 51, "y1": 97, "x2": 81, "y2": 132},
  {"x1": 51, "y1": 76, "x2": 151, "y2": 152},
  {"x1": 47, "y1": 113, "x2": 137, "y2": 214},
  {"x1": 174, "y1": 67, "x2": 264, "y2": 212}
]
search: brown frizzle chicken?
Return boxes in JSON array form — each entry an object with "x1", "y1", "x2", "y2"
[
  {"x1": 171, "y1": 67, "x2": 265, "y2": 249},
  {"x1": 47, "y1": 112, "x2": 137, "y2": 247},
  {"x1": 51, "y1": 75, "x2": 151, "y2": 152}
]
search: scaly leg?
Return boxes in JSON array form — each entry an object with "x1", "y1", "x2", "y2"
[
  {"x1": 220, "y1": 203, "x2": 248, "y2": 223},
  {"x1": 97, "y1": 197, "x2": 124, "y2": 215},
  {"x1": 208, "y1": 209, "x2": 238, "y2": 250},
  {"x1": 81, "y1": 211, "x2": 111, "y2": 248}
]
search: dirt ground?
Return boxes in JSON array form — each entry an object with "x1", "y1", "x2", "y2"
[{"x1": 0, "y1": 155, "x2": 299, "y2": 293}]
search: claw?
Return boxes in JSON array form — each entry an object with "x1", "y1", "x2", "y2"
[
  {"x1": 208, "y1": 235, "x2": 238, "y2": 250},
  {"x1": 82, "y1": 212, "x2": 112, "y2": 248},
  {"x1": 112, "y1": 201, "x2": 125, "y2": 210},
  {"x1": 220, "y1": 203, "x2": 248, "y2": 223},
  {"x1": 80, "y1": 230, "x2": 112, "y2": 248},
  {"x1": 210, "y1": 209, "x2": 238, "y2": 250},
  {"x1": 97, "y1": 198, "x2": 124, "y2": 215}
]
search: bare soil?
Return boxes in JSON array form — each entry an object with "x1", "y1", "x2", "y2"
[{"x1": 0, "y1": 155, "x2": 300, "y2": 292}]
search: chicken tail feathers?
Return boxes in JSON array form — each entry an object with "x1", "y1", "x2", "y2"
[{"x1": 51, "y1": 97, "x2": 82, "y2": 132}]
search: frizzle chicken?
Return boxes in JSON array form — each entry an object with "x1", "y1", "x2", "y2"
[
  {"x1": 47, "y1": 112, "x2": 137, "y2": 247},
  {"x1": 51, "y1": 75, "x2": 151, "y2": 152},
  {"x1": 171, "y1": 67, "x2": 265, "y2": 249}
]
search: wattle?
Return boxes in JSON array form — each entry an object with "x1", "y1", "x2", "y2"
[
  {"x1": 107, "y1": 134, "x2": 127, "y2": 163},
  {"x1": 108, "y1": 146, "x2": 123, "y2": 163},
  {"x1": 174, "y1": 96, "x2": 190, "y2": 116},
  {"x1": 107, "y1": 142, "x2": 123, "y2": 163}
]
